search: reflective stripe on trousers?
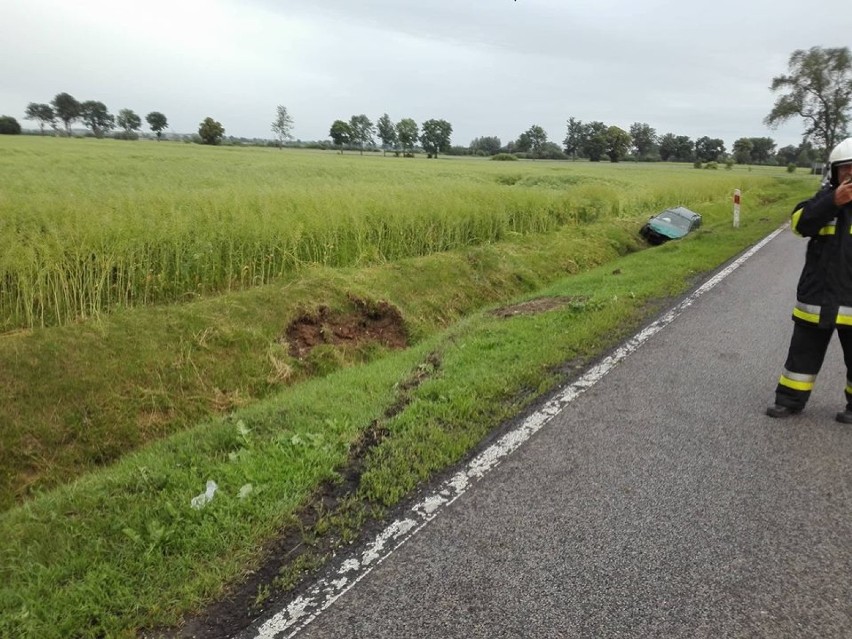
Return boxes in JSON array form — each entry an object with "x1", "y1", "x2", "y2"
[{"x1": 792, "y1": 302, "x2": 852, "y2": 326}]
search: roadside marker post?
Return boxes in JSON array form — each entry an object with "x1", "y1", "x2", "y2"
[{"x1": 733, "y1": 189, "x2": 741, "y2": 228}]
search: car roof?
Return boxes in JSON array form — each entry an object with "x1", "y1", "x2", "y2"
[{"x1": 659, "y1": 206, "x2": 701, "y2": 220}]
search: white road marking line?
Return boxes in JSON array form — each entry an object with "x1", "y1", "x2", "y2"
[{"x1": 246, "y1": 227, "x2": 785, "y2": 639}]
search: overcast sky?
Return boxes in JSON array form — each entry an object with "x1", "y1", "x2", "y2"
[{"x1": 2, "y1": 0, "x2": 849, "y2": 149}]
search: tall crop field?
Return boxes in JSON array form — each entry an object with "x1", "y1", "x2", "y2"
[{"x1": 0, "y1": 137, "x2": 793, "y2": 330}]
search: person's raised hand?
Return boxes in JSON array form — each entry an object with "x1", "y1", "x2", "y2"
[{"x1": 835, "y1": 177, "x2": 852, "y2": 207}]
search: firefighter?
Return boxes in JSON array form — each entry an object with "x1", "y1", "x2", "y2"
[{"x1": 767, "y1": 137, "x2": 852, "y2": 421}]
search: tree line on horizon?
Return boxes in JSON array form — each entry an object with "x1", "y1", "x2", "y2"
[
  {"x1": 0, "y1": 97, "x2": 820, "y2": 169},
  {"x1": 11, "y1": 93, "x2": 169, "y2": 141},
  {"x1": 2, "y1": 45, "x2": 849, "y2": 166}
]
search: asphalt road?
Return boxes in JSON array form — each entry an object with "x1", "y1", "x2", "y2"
[{"x1": 244, "y1": 228, "x2": 852, "y2": 638}]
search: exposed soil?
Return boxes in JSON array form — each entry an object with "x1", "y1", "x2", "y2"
[
  {"x1": 284, "y1": 296, "x2": 408, "y2": 359},
  {"x1": 489, "y1": 295, "x2": 589, "y2": 318}
]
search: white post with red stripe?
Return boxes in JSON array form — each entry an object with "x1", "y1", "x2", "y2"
[{"x1": 733, "y1": 189, "x2": 741, "y2": 228}]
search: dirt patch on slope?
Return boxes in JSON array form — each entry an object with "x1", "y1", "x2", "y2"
[
  {"x1": 490, "y1": 296, "x2": 589, "y2": 318},
  {"x1": 284, "y1": 296, "x2": 408, "y2": 359}
]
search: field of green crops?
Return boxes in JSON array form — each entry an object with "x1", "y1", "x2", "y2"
[{"x1": 0, "y1": 137, "x2": 795, "y2": 331}]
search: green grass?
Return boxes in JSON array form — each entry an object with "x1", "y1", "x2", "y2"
[
  {"x1": 0, "y1": 217, "x2": 647, "y2": 510},
  {"x1": 0, "y1": 167, "x2": 815, "y2": 637},
  {"x1": 0, "y1": 137, "x2": 798, "y2": 330}
]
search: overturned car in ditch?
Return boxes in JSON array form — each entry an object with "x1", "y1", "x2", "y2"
[{"x1": 639, "y1": 206, "x2": 702, "y2": 245}]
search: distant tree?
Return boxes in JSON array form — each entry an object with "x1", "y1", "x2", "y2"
[
  {"x1": 524, "y1": 125, "x2": 548, "y2": 156},
  {"x1": 0, "y1": 116, "x2": 21, "y2": 134},
  {"x1": 732, "y1": 137, "x2": 754, "y2": 164},
  {"x1": 695, "y1": 136, "x2": 726, "y2": 162},
  {"x1": 419, "y1": 118, "x2": 453, "y2": 158},
  {"x1": 580, "y1": 121, "x2": 608, "y2": 162},
  {"x1": 198, "y1": 117, "x2": 225, "y2": 145},
  {"x1": 537, "y1": 141, "x2": 568, "y2": 160},
  {"x1": 747, "y1": 137, "x2": 776, "y2": 164},
  {"x1": 629, "y1": 122, "x2": 657, "y2": 159},
  {"x1": 563, "y1": 117, "x2": 585, "y2": 160},
  {"x1": 659, "y1": 133, "x2": 677, "y2": 161},
  {"x1": 24, "y1": 103, "x2": 56, "y2": 135},
  {"x1": 765, "y1": 46, "x2": 852, "y2": 156},
  {"x1": 676, "y1": 136, "x2": 695, "y2": 161},
  {"x1": 659, "y1": 133, "x2": 694, "y2": 162},
  {"x1": 329, "y1": 119, "x2": 353, "y2": 150},
  {"x1": 469, "y1": 136, "x2": 502, "y2": 156},
  {"x1": 116, "y1": 109, "x2": 142, "y2": 137},
  {"x1": 146, "y1": 111, "x2": 168, "y2": 140},
  {"x1": 795, "y1": 140, "x2": 821, "y2": 167},
  {"x1": 515, "y1": 131, "x2": 533, "y2": 153},
  {"x1": 51, "y1": 92, "x2": 80, "y2": 136},
  {"x1": 396, "y1": 118, "x2": 418, "y2": 155},
  {"x1": 605, "y1": 126, "x2": 632, "y2": 162},
  {"x1": 376, "y1": 113, "x2": 397, "y2": 155},
  {"x1": 79, "y1": 101, "x2": 115, "y2": 138},
  {"x1": 271, "y1": 105, "x2": 294, "y2": 149},
  {"x1": 349, "y1": 114, "x2": 374, "y2": 154},
  {"x1": 775, "y1": 144, "x2": 799, "y2": 166}
]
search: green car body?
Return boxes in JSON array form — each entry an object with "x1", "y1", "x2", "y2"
[{"x1": 640, "y1": 207, "x2": 702, "y2": 245}]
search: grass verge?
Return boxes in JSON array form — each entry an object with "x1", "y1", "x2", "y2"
[
  {"x1": 0, "y1": 214, "x2": 643, "y2": 509},
  {"x1": 0, "y1": 179, "x2": 812, "y2": 638}
]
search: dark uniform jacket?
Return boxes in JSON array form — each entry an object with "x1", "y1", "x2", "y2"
[{"x1": 791, "y1": 185, "x2": 852, "y2": 329}]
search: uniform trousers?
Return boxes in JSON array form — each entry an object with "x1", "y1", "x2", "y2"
[{"x1": 775, "y1": 321, "x2": 852, "y2": 410}]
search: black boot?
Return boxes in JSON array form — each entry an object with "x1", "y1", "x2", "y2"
[
  {"x1": 836, "y1": 409, "x2": 852, "y2": 424},
  {"x1": 766, "y1": 404, "x2": 801, "y2": 418}
]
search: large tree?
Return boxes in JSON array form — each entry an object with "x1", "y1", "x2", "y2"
[
  {"x1": 748, "y1": 137, "x2": 776, "y2": 164},
  {"x1": 376, "y1": 113, "x2": 397, "y2": 155},
  {"x1": 518, "y1": 124, "x2": 547, "y2": 156},
  {"x1": 79, "y1": 100, "x2": 115, "y2": 138},
  {"x1": 659, "y1": 133, "x2": 694, "y2": 162},
  {"x1": 198, "y1": 117, "x2": 225, "y2": 145},
  {"x1": 116, "y1": 108, "x2": 142, "y2": 137},
  {"x1": 605, "y1": 126, "x2": 632, "y2": 162},
  {"x1": 629, "y1": 122, "x2": 658, "y2": 159},
  {"x1": 329, "y1": 119, "x2": 353, "y2": 150},
  {"x1": 395, "y1": 118, "x2": 418, "y2": 156},
  {"x1": 146, "y1": 111, "x2": 168, "y2": 140},
  {"x1": 563, "y1": 117, "x2": 585, "y2": 160},
  {"x1": 765, "y1": 46, "x2": 852, "y2": 156},
  {"x1": 419, "y1": 119, "x2": 453, "y2": 158},
  {"x1": 580, "y1": 121, "x2": 608, "y2": 162},
  {"x1": 0, "y1": 116, "x2": 21, "y2": 134},
  {"x1": 695, "y1": 136, "x2": 726, "y2": 163},
  {"x1": 470, "y1": 136, "x2": 502, "y2": 156},
  {"x1": 732, "y1": 138, "x2": 754, "y2": 164},
  {"x1": 24, "y1": 103, "x2": 56, "y2": 135},
  {"x1": 271, "y1": 105, "x2": 294, "y2": 149},
  {"x1": 733, "y1": 138, "x2": 776, "y2": 164},
  {"x1": 51, "y1": 92, "x2": 80, "y2": 136},
  {"x1": 775, "y1": 144, "x2": 802, "y2": 166},
  {"x1": 348, "y1": 114, "x2": 374, "y2": 154}
]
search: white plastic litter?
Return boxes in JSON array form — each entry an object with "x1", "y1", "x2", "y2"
[
  {"x1": 190, "y1": 480, "x2": 218, "y2": 509},
  {"x1": 238, "y1": 483, "x2": 253, "y2": 500}
]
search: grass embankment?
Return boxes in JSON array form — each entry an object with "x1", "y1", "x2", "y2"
[
  {"x1": 0, "y1": 218, "x2": 639, "y2": 508},
  {"x1": 0, "y1": 175, "x2": 814, "y2": 638}
]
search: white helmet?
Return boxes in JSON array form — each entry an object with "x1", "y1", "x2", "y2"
[{"x1": 828, "y1": 137, "x2": 852, "y2": 186}]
